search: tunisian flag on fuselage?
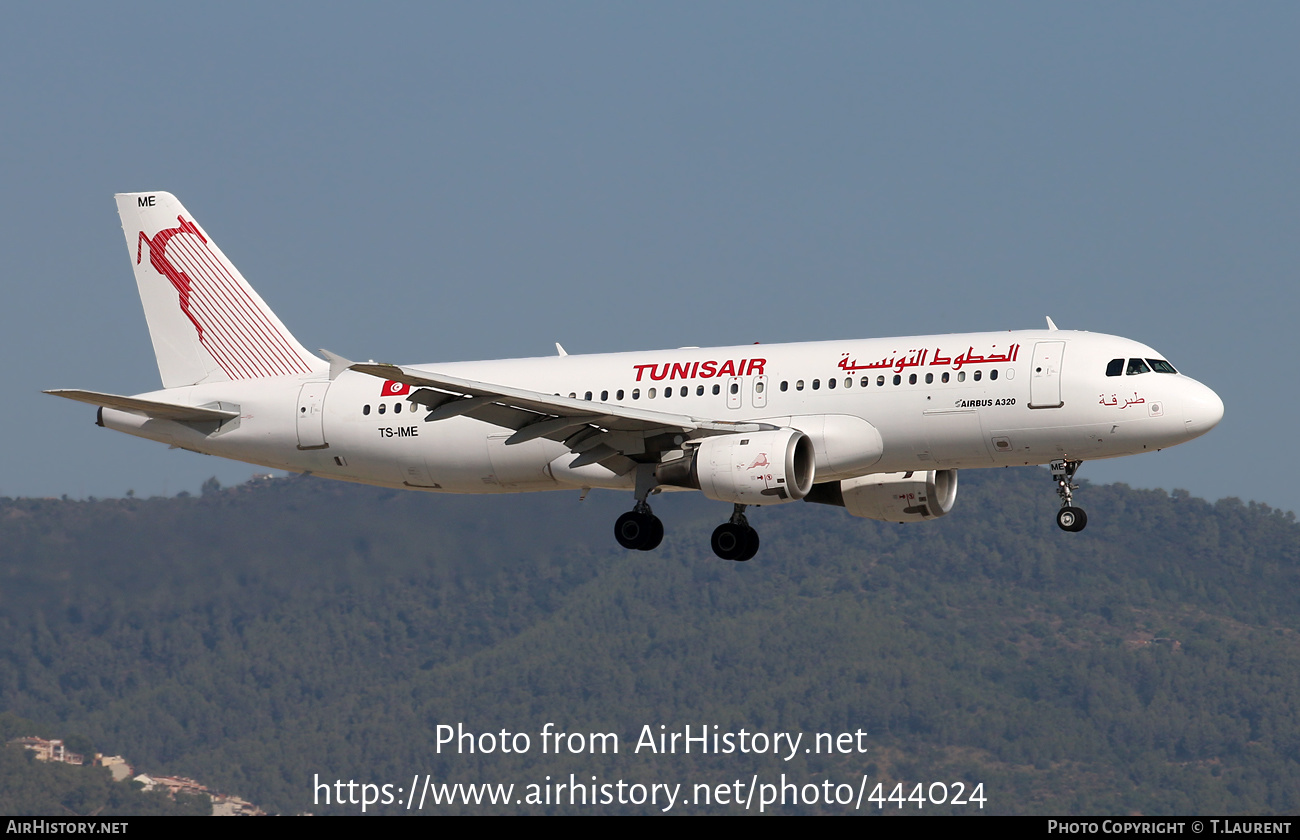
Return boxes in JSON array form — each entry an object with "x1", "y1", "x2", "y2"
[{"x1": 380, "y1": 380, "x2": 410, "y2": 397}]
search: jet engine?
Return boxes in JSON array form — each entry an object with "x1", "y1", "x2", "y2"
[
  {"x1": 656, "y1": 428, "x2": 816, "y2": 504},
  {"x1": 804, "y1": 469, "x2": 958, "y2": 522}
]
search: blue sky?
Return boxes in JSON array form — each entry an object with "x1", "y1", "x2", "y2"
[{"x1": 2, "y1": 4, "x2": 1294, "y2": 513}]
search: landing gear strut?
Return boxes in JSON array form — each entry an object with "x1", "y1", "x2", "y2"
[
  {"x1": 1051, "y1": 459, "x2": 1088, "y2": 532},
  {"x1": 615, "y1": 464, "x2": 664, "y2": 551},
  {"x1": 712, "y1": 504, "x2": 760, "y2": 562}
]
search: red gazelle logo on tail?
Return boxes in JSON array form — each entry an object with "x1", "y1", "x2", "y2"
[{"x1": 135, "y1": 216, "x2": 314, "y2": 379}]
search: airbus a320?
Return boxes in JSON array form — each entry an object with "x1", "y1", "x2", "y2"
[{"x1": 48, "y1": 193, "x2": 1224, "y2": 561}]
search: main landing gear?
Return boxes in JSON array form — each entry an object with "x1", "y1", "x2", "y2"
[
  {"x1": 711, "y1": 504, "x2": 760, "y2": 562},
  {"x1": 615, "y1": 464, "x2": 664, "y2": 551},
  {"x1": 1051, "y1": 458, "x2": 1088, "y2": 533},
  {"x1": 613, "y1": 466, "x2": 762, "y2": 560}
]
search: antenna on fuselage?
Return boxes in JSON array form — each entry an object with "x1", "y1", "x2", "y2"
[{"x1": 1045, "y1": 316, "x2": 1059, "y2": 331}]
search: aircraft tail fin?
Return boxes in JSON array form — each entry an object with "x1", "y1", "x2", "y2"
[{"x1": 115, "y1": 192, "x2": 326, "y2": 388}]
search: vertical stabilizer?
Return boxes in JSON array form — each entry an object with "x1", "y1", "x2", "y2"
[{"x1": 116, "y1": 192, "x2": 325, "y2": 388}]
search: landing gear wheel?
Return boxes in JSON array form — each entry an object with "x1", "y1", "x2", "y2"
[
  {"x1": 711, "y1": 523, "x2": 748, "y2": 560},
  {"x1": 615, "y1": 511, "x2": 663, "y2": 551},
  {"x1": 642, "y1": 515, "x2": 664, "y2": 551},
  {"x1": 1056, "y1": 506, "x2": 1088, "y2": 533},
  {"x1": 712, "y1": 503, "x2": 761, "y2": 561},
  {"x1": 736, "y1": 529, "x2": 759, "y2": 562},
  {"x1": 712, "y1": 522, "x2": 759, "y2": 561}
]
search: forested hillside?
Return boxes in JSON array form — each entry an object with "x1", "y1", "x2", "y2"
[{"x1": 0, "y1": 469, "x2": 1296, "y2": 815}]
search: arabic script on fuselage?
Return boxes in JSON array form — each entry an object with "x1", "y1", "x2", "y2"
[{"x1": 836, "y1": 344, "x2": 1021, "y2": 375}]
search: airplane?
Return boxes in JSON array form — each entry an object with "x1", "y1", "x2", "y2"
[{"x1": 47, "y1": 193, "x2": 1225, "y2": 562}]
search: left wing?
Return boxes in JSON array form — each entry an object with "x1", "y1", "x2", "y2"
[{"x1": 347, "y1": 360, "x2": 774, "y2": 472}]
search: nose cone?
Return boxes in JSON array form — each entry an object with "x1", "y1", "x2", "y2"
[{"x1": 1183, "y1": 379, "x2": 1224, "y2": 439}]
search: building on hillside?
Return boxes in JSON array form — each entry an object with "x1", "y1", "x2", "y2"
[
  {"x1": 212, "y1": 794, "x2": 265, "y2": 816},
  {"x1": 9, "y1": 737, "x2": 83, "y2": 765},
  {"x1": 94, "y1": 754, "x2": 133, "y2": 782},
  {"x1": 138, "y1": 774, "x2": 210, "y2": 798}
]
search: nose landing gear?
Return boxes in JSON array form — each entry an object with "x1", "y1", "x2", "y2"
[
  {"x1": 711, "y1": 504, "x2": 760, "y2": 562},
  {"x1": 1051, "y1": 459, "x2": 1088, "y2": 532}
]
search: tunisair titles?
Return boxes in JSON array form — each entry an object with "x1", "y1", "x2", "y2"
[{"x1": 625, "y1": 344, "x2": 1022, "y2": 383}]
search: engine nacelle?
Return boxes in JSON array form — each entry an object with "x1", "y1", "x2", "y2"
[
  {"x1": 805, "y1": 469, "x2": 958, "y2": 522},
  {"x1": 658, "y1": 428, "x2": 816, "y2": 504}
]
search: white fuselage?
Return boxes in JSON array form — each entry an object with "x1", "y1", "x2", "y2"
[{"x1": 100, "y1": 328, "x2": 1224, "y2": 497}]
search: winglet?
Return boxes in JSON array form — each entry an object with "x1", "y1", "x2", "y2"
[
  {"x1": 319, "y1": 349, "x2": 355, "y2": 381},
  {"x1": 556, "y1": 343, "x2": 568, "y2": 357},
  {"x1": 1045, "y1": 316, "x2": 1059, "y2": 331}
]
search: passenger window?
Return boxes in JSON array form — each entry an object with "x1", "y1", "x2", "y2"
[
  {"x1": 796, "y1": 380, "x2": 805, "y2": 391},
  {"x1": 925, "y1": 372, "x2": 933, "y2": 384},
  {"x1": 681, "y1": 386, "x2": 688, "y2": 397},
  {"x1": 584, "y1": 391, "x2": 592, "y2": 401},
  {"x1": 664, "y1": 388, "x2": 671, "y2": 398},
  {"x1": 568, "y1": 392, "x2": 576, "y2": 399},
  {"x1": 363, "y1": 404, "x2": 371, "y2": 416},
  {"x1": 827, "y1": 378, "x2": 836, "y2": 390},
  {"x1": 877, "y1": 375, "x2": 885, "y2": 387},
  {"x1": 378, "y1": 404, "x2": 386, "y2": 414},
  {"x1": 989, "y1": 370, "x2": 998, "y2": 381},
  {"x1": 600, "y1": 390, "x2": 608, "y2": 401},
  {"x1": 812, "y1": 379, "x2": 821, "y2": 390},
  {"x1": 861, "y1": 377, "x2": 870, "y2": 388},
  {"x1": 648, "y1": 388, "x2": 657, "y2": 398},
  {"x1": 844, "y1": 377, "x2": 852, "y2": 388},
  {"x1": 755, "y1": 381, "x2": 765, "y2": 393},
  {"x1": 394, "y1": 402, "x2": 402, "y2": 414},
  {"x1": 1126, "y1": 358, "x2": 1151, "y2": 375},
  {"x1": 617, "y1": 390, "x2": 625, "y2": 400},
  {"x1": 941, "y1": 372, "x2": 949, "y2": 383},
  {"x1": 712, "y1": 384, "x2": 721, "y2": 395},
  {"x1": 1147, "y1": 359, "x2": 1178, "y2": 374},
  {"x1": 780, "y1": 381, "x2": 789, "y2": 392},
  {"x1": 908, "y1": 374, "x2": 917, "y2": 385},
  {"x1": 697, "y1": 385, "x2": 705, "y2": 396},
  {"x1": 892, "y1": 375, "x2": 901, "y2": 385},
  {"x1": 632, "y1": 389, "x2": 640, "y2": 400},
  {"x1": 729, "y1": 382, "x2": 739, "y2": 394},
  {"x1": 973, "y1": 371, "x2": 982, "y2": 381},
  {"x1": 1106, "y1": 358, "x2": 1124, "y2": 377},
  {"x1": 957, "y1": 371, "x2": 966, "y2": 382}
]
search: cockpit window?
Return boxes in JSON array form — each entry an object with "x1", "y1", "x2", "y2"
[
  {"x1": 1106, "y1": 358, "x2": 1124, "y2": 377},
  {"x1": 1146, "y1": 358, "x2": 1177, "y2": 374},
  {"x1": 1126, "y1": 358, "x2": 1151, "y2": 375}
]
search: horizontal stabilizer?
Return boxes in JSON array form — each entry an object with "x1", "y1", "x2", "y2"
[{"x1": 44, "y1": 389, "x2": 239, "y2": 422}]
